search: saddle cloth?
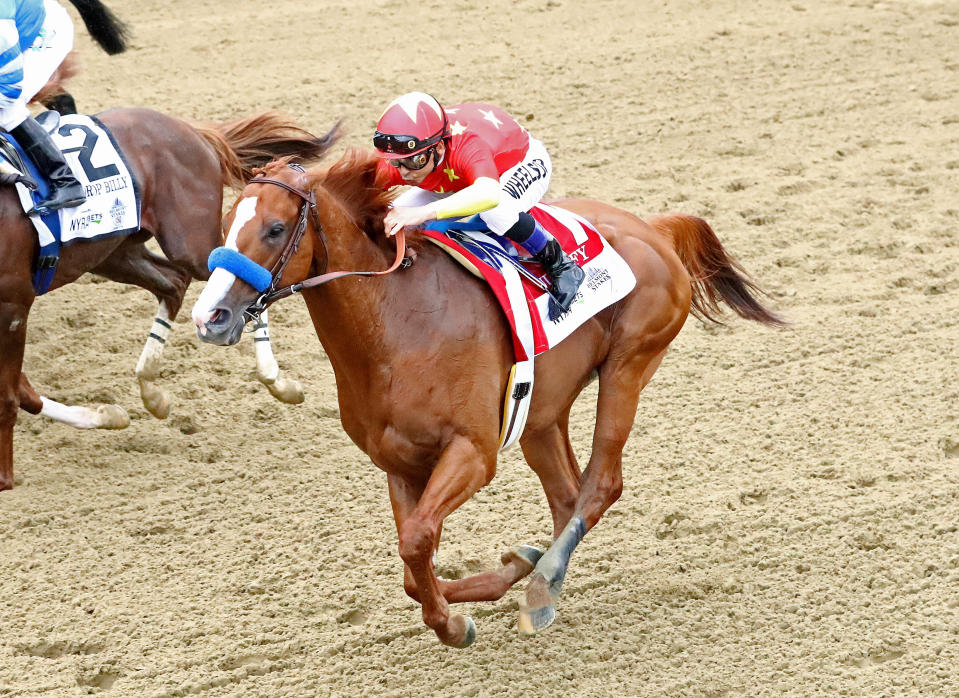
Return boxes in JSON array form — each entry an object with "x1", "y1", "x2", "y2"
[
  {"x1": 0, "y1": 113, "x2": 141, "y2": 294},
  {"x1": 421, "y1": 202, "x2": 636, "y2": 362},
  {"x1": 421, "y1": 203, "x2": 635, "y2": 451}
]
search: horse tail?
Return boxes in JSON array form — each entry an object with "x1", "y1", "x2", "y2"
[
  {"x1": 648, "y1": 214, "x2": 785, "y2": 326},
  {"x1": 191, "y1": 112, "x2": 342, "y2": 191},
  {"x1": 63, "y1": 0, "x2": 130, "y2": 55}
]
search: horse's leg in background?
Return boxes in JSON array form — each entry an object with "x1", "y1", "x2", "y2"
[
  {"x1": 389, "y1": 473, "x2": 544, "y2": 605},
  {"x1": 519, "y1": 347, "x2": 669, "y2": 634},
  {"x1": 91, "y1": 237, "x2": 191, "y2": 419},
  {"x1": 520, "y1": 409, "x2": 583, "y2": 537},
  {"x1": 251, "y1": 309, "x2": 304, "y2": 404},
  {"x1": 0, "y1": 301, "x2": 30, "y2": 490},
  {"x1": 18, "y1": 372, "x2": 129, "y2": 428},
  {"x1": 388, "y1": 436, "x2": 500, "y2": 647}
]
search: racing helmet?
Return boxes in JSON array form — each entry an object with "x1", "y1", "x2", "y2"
[{"x1": 373, "y1": 92, "x2": 450, "y2": 159}]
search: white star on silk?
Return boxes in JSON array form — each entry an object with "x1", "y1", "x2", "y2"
[
  {"x1": 450, "y1": 121, "x2": 468, "y2": 135},
  {"x1": 479, "y1": 109, "x2": 503, "y2": 128},
  {"x1": 387, "y1": 92, "x2": 443, "y2": 123}
]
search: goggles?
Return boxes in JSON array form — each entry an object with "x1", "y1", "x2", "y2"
[
  {"x1": 373, "y1": 129, "x2": 444, "y2": 156},
  {"x1": 389, "y1": 149, "x2": 433, "y2": 171}
]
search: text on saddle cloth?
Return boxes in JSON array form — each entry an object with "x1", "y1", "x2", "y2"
[{"x1": 0, "y1": 114, "x2": 142, "y2": 295}]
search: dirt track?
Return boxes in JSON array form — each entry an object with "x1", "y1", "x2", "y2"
[{"x1": 2, "y1": 0, "x2": 958, "y2": 695}]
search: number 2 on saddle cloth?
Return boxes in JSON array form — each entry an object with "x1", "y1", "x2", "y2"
[{"x1": 0, "y1": 113, "x2": 141, "y2": 294}]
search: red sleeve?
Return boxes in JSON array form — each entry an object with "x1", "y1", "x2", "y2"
[{"x1": 448, "y1": 134, "x2": 500, "y2": 184}]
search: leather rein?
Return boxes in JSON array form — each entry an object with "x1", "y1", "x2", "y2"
[{"x1": 243, "y1": 174, "x2": 408, "y2": 320}]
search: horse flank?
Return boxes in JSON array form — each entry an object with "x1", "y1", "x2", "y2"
[{"x1": 648, "y1": 214, "x2": 785, "y2": 326}]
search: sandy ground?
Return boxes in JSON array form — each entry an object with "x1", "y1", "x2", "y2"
[{"x1": 2, "y1": 0, "x2": 958, "y2": 695}]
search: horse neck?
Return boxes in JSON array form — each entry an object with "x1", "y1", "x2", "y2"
[{"x1": 303, "y1": 188, "x2": 400, "y2": 361}]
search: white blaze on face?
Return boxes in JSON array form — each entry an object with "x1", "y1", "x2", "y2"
[{"x1": 191, "y1": 196, "x2": 259, "y2": 330}]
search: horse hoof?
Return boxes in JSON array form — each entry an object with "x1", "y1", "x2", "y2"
[
  {"x1": 501, "y1": 544, "x2": 546, "y2": 570},
  {"x1": 95, "y1": 404, "x2": 130, "y2": 429},
  {"x1": 518, "y1": 573, "x2": 556, "y2": 634},
  {"x1": 518, "y1": 603, "x2": 556, "y2": 635},
  {"x1": 139, "y1": 381, "x2": 171, "y2": 419},
  {"x1": 456, "y1": 616, "x2": 477, "y2": 648},
  {"x1": 266, "y1": 376, "x2": 305, "y2": 404}
]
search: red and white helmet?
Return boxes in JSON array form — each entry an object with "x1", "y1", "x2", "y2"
[{"x1": 373, "y1": 92, "x2": 450, "y2": 159}]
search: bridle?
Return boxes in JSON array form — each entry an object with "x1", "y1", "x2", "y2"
[{"x1": 237, "y1": 170, "x2": 409, "y2": 322}]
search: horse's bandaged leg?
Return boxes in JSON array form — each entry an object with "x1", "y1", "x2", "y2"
[
  {"x1": 253, "y1": 309, "x2": 304, "y2": 404},
  {"x1": 518, "y1": 515, "x2": 586, "y2": 634},
  {"x1": 39, "y1": 397, "x2": 129, "y2": 430},
  {"x1": 136, "y1": 303, "x2": 172, "y2": 419}
]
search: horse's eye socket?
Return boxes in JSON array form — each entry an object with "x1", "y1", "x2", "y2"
[{"x1": 267, "y1": 223, "x2": 286, "y2": 238}]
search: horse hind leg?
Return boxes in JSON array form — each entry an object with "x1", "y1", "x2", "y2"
[
  {"x1": 520, "y1": 412, "x2": 583, "y2": 538},
  {"x1": 251, "y1": 310, "x2": 304, "y2": 404},
  {"x1": 0, "y1": 302, "x2": 30, "y2": 490},
  {"x1": 400, "y1": 544, "x2": 545, "y2": 605},
  {"x1": 19, "y1": 373, "x2": 129, "y2": 429},
  {"x1": 519, "y1": 347, "x2": 669, "y2": 634}
]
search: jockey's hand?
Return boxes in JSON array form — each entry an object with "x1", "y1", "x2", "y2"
[{"x1": 384, "y1": 205, "x2": 435, "y2": 238}]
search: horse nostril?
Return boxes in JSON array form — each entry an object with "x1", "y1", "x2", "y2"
[{"x1": 209, "y1": 307, "x2": 232, "y2": 328}]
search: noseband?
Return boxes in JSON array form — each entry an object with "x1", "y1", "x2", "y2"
[{"x1": 207, "y1": 166, "x2": 408, "y2": 323}]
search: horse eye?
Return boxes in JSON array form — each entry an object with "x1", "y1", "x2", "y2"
[{"x1": 266, "y1": 222, "x2": 286, "y2": 239}]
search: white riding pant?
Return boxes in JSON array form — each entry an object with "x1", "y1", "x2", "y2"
[
  {"x1": 0, "y1": 0, "x2": 74, "y2": 131},
  {"x1": 393, "y1": 136, "x2": 553, "y2": 236}
]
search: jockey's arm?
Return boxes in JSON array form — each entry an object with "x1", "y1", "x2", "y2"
[
  {"x1": 0, "y1": 20, "x2": 25, "y2": 111},
  {"x1": 430, "y1": 176, "x2": 501, "y2": 220},
  {"x1": 383, "y1": 176, "x2": 501, "y2": 237}
]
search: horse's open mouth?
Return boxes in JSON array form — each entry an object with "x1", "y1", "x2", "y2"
[{"x1": 197, "y1": 306, "x2": 244, "y2": 346}]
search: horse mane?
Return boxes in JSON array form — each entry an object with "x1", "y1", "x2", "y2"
[
  {"x1": 311, "y1": 149, "x2": 398, "y2": 241},
  {"x1": 193, "y1": 113, "x2": 342, "y2": 191}
]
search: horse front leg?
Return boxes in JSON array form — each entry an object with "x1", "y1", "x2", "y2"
[
  {"x1": 252, "y1": 310, "x2": 304, "y2": 404},
  {"x1": 519, "y1": 348, "x2": 668, "y2": 634},
  {"x1": 0, "y1": 302, "x2": 30, "y2": 490},
  {"x1": 389, "y1": 436, "x2": 496, "y2": 647}
]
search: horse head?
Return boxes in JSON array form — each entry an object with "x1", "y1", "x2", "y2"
[
  {"x1": 192, "y1": 151, "x2": 404, "y2": 346},
  {"x1": 192, "y1": 160, "x2": 321, "y2": 346}
]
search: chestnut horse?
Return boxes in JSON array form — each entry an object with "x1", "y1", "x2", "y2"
[
  {"x1": 0, "y1": 108, "x2": 339, "y2": 491},
  {"x1": 192, "y1": 153, "x2": 783, "y2": 647}
]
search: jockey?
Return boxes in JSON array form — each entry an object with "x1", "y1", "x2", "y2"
[
  {"x1": 0, "y1": 0, "x2": 84, "y2": 212},
  {"x1": 373, "y1": 92, "x2": 585, "y2": 318}
]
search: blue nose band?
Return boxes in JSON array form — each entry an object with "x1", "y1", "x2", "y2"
[{"x1": 208, "y1": 247, "x2": 272, "y2": 292}]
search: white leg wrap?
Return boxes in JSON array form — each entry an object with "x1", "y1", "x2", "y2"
[
  {"x1": 38, "y1": 397, "x2": 129, "y2": 430},
  {"x1": 253, "y1": 309, "x2": 279, "y2": 384},
  {"x1": 136, "y1": 303, "x2": 173, "y2": 419}
]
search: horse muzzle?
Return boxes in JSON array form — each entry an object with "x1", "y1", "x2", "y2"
[{"x1": 194, "y1": 304, "x2": 245, "y2": 346}]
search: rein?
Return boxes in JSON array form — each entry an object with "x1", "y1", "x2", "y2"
[{"x1": 224, "y1": 171, "x2": 408, "y2": 321}]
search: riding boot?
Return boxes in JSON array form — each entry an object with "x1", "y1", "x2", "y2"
[
  {"x1": 534, "y1": 237, "x2": 585, "y2": 320},
  {"x1": 10, "y1": 116, "x2": 86, "y2": 213}
]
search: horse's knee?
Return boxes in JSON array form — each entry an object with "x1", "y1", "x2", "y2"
[
  {"x1": 0, "y1": 393, "x2": 19, "y2": 426},
  {"x1": 398, "y1": 518, "x2": 436, "y2": 569}
]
